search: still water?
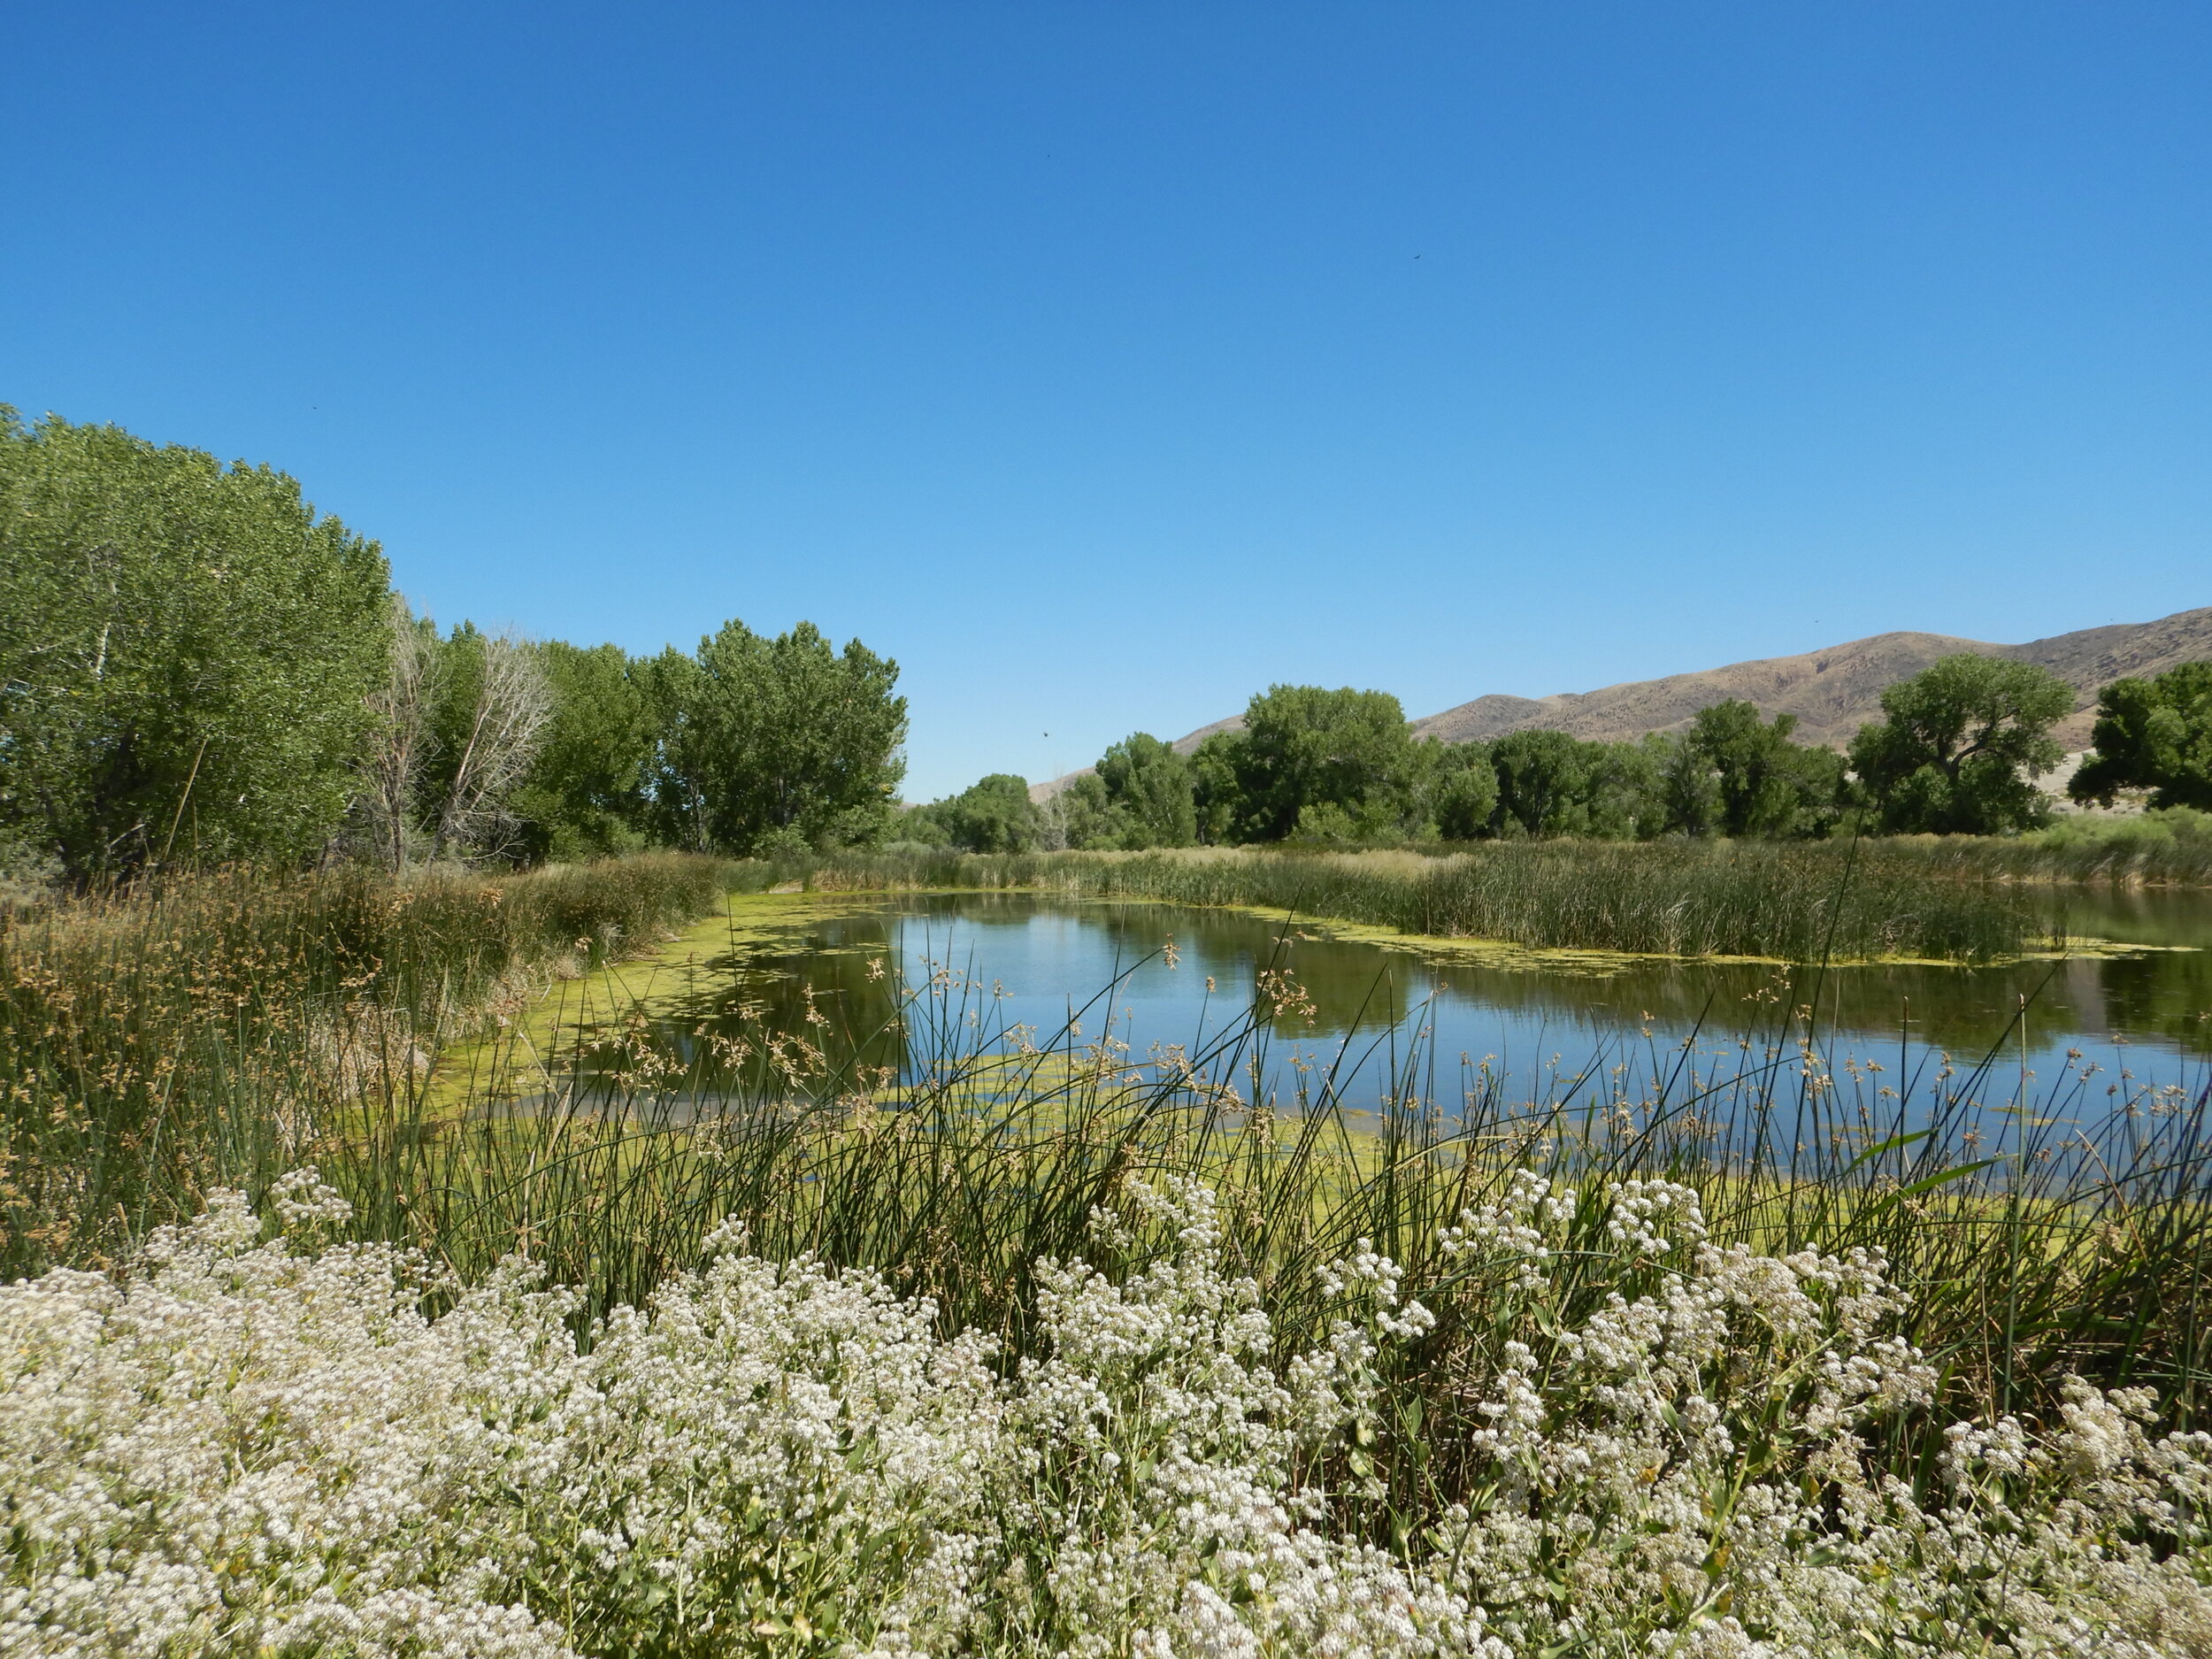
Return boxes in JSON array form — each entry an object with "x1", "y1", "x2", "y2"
[{"x1": 541, "y1": 887, "x2": 2212, "y2": 1141}]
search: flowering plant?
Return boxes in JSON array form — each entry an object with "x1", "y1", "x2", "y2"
[{"x1": 3, "y1": 1171, "x2": 2206, "y2": 1656}]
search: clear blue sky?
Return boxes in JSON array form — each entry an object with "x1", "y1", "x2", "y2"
[{"x1": 5, "y1": 4, "x2": 2208, "y2": 800}]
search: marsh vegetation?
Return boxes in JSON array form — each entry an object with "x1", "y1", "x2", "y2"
[
  {"x1": 5, "y1": 853, "x2": 2212, "y2": 1653},
  {"x1": 8, "y1": 414, "x2": 2212, "y2": 1651}
]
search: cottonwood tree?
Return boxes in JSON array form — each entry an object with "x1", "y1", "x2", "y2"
[
  {"x1": 1213, "y1": 686, "x2": 1421, "y2": 843},
  {"x1": 0, "y1": 411, "x2": 391, "y2": 880},
  {"x1": 1096, "y1": 733, "x2": 1197, "y2": 848},
  {"x1": 1677, "y1": 700, "x2": 1846, "y2": 838},
  {"x1": 509, "y1": 641, "x2": 655, "y2": 861},
  {"x1": 2070, "y1": 662, "x2": 2212, "y2": 811},
  {"x1": 1425, "y1": 741, "x2": 1499, "y2": 841},
  {"x1": 925, "y1": 773, "x2": 1038, "y2": 852},
  {"x1": 1486, "y1": 730, "x2": 1592, "y2": 838},
  {"x1": 645, "y1": 619, "x2": 906, "y2": 854},
  {"x1": 1847, "y1": 655, "x2": 2071, "y2": 834}
]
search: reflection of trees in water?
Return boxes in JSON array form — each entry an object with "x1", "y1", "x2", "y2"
[
  {"x1": 1386, "y1": 950, "x2": 2211, "y2": 1061},
  {"x1": 1249, "y1": 938, "x2": 1409, "y2": 1036},
  {"x1": 2039, "y1": 886, "x2": 2212, "y2": 951},
  {"x1": 1064, "y1": 906, "x2": 1411, "y2": 1037},
  {"x1": 580, "y1": 911, "x2": 911, "y2": 1093},
  {"x1": 974, "y1": 894, "x2": 2210, "y2": 1060},
  {"x1": 565, "y1": 892, "x2": 2211, "y2": 1105},
  {"x1": 2094, "y1": 949, "x2": 2212, "y2": 1055}
]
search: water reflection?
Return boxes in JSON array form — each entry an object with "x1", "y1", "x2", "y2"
[{"x1": 552, "y1": 890, "x2": 2209, "y2": 1133}]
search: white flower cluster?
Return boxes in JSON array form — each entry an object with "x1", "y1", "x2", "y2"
[
  {"x1": 2, "y1": 1171, "x2": 2207, "y2": 1657},
  {"x1": 1430, "y1": 1175, "x2": 2212, "y2": 1657},
  {"x1": 0, "y1": 1172, "x2": 1491, "y2": 1658},
  {"x1": 1440, "y1": 1171, "x2": 1577, "y2": 1290}
]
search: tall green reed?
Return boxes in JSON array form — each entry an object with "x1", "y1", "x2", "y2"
[
  {"x1": 320, "y1": 913, "x2": 2212, "y2": 1545},
  {"x1": 765, "y1": 841, "x2": 2035, "y2": 960},
  {"x1": 1870, "y1": 806, "x2": 2212, "y2": 887},
  {"x1": 0, "y1": 853, "x2": 727, "y2": 1274}
]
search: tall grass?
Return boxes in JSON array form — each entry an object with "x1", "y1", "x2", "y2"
[
  {"x1": 324, "y1": 928, "x2": 2212, "y2": 1536},
  {"x1": 765, "y1": 841, "x2": 2036, "y2": 960},
  {"x1": 5, "y1": 850, "x2": 2203, "y2": 1533},
  {"x1": 0, "y1": 853, "x2": 727, "y2": 1274},
  {"x1": 1870, "y1": 806, "x2": 2212, "y2": 886}
]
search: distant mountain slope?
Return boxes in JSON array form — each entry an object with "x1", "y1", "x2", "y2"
[
  {"x1": 1409, "y1": 606, "x2": 2212, "y2": 751},
  {"x1": 1028, "y1": 606, "x2": 2212, "y2": 802}
]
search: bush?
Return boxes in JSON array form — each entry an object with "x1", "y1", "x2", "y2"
[{"x1": 12, "y1": 1172, "x2": 2208, "y2": 1656}]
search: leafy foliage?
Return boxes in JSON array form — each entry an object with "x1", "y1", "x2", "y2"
[
  {"x1": 1848, "y1": 655, "x2": 2071, "y2": 834},
  {"x1": 1485, "y1": 730, "x2": 1594, "y2": 838},
  {"x1": 510, "y1": 641, "x2": 656, "y2": 862},
  {"x1": 2071, "y1": 660, "x2": 2212, "y2": 811},
  {"x1": 909, "y1": 772, "x2": 1040, "y2": 852},
  {"x1": 0, "y1": 410, "x2": 391, "y2": 879},
  {"x1": 643, "y1": 620, "x2": 906, "y2": 856},
  {"x1": 1425, "y1": 739, "x2": 1500, "y2": 841},
  {"x1": 1229, "y1": 685, "x2": 1425, "y2": 842},
  {"x1": 1094, "y1": 731, "x2": 1197, "y2": 848},
  {"x1": 1677, "y1": 698, "x2": 1847, "y2": 837}
]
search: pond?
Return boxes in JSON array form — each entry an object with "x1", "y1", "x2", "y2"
[{"x1": 462, "y1": 886, "x2": 2212, "y2": 1155}]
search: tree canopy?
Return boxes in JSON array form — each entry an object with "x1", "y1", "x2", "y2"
[
  {"x1": 1678, "y1": 700, "x2": 1845, "y2": 839},
  {"x1": 1847, "y1": 655, "x2": 2070, "y2": 834},
  {"x1": 0, "y1": 410, "x2": 391, "y2": 879},
  {"x1": 643, "y1": 621, "x2": 906, "y2": 856},
  {"x1": 2070, "y1": 662, "x2": 2212, "y2": 812},
  {"x1": 1095, "y1": 733, "x2": 1198, "y2": 849},
  {"x1": 910, "y1": 773, "x2": 1037, "y2": 853}
]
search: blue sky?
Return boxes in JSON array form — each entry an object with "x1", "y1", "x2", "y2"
[{"x1": 5, "y1": 4, "x2": 2208, "y2": 800}]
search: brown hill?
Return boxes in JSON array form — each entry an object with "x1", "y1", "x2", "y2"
[
  {"x1": 1028, "y1": 606, "x2": 2212, "y2": 802},
  {"x1": 1407, "y1": 606, "x2": 2212, "y2": 751}
]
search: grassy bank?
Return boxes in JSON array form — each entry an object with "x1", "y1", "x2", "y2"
[
  {"x1": 14, "y1": 920, "x2": 2212, "y2": 1654},
  {"x1": 761, "y1": 840, "x2": 2039, "y2": 961},
  {"x1": 1870, "y1": 805, "x2": 2212, "y2": 887},
  {"x1": 0, "y1": 853, "x2": 728, "y2": 1275}
]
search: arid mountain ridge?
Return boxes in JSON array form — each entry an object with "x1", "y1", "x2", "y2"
[{"x1": 1033, "y1": 606, "x2": 2212, "y2": 802}]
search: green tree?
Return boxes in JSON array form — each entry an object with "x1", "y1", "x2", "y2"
[
  {"x1": 1095, "y1": 733, "x2": 1197, "y2": 849},
  {"x1": 1678, "y1": 700, "x2": 1846, "y2": 839},
  {"x1": 640, "y1": 647, "x2": 714, "y2": 850},
  {"x1": 1189, "y1": 732, "x2": 1246, "y2": 845},
  {"x1": 1847, "y1": 655, "x2": 2071, "y2": 834},
  {"x1": 1425, "y1": 741, "x2": 1499, "y2": 841},
  {"x1": 1653, "y1": 732, "x2": 1722, "y2": 836},
  {"x1": 1487, "y1": 730, "x2": 1593, "y2": 838},
  {"x1": 0, "y1": 410, "x2": 390, "y2": 880},
  {"x1": 1583, "y1": 739, "x2": 1665, "y2": 840},
  {"x1": 1223, "y1": 686, "x2": 1419, "y2": 843},
  {"x1": 2070, "y1": 662, "x2": 2212, "y2": 811},
  {"x1": 645, "y1": 620, "x2": 906, "y2": 854},
  {"x1": 511, "y1": 641, "x2": 656, "y2": 861},
  {"x1": 931, "y1": 773, "x2": 1039, "y2": 852}
]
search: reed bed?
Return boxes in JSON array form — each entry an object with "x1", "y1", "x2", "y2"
[
  {"x1": 1869, "y1": 806, "x2": 2212, "y2": 887},
  {"x1": 774, "y1": 840, "x2": 2037, "y2": 960},
  {"x1": 0, "y1": 852, "x2": 727, "y2": 1275}
]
